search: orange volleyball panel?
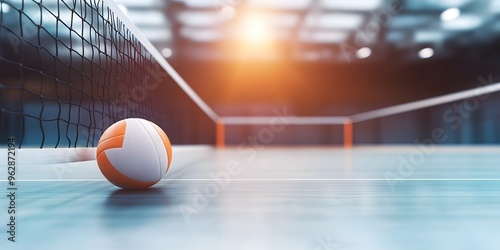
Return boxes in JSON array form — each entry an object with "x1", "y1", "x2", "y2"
[
  {"x1": 97, "y1": 151, "x2": 159, "y2": 189},
  {"x1": 99, "y1": 119, "x2": 127, "y2": 143},
  {"x1": 96, "y1": 135, "x2": 125, "y2": 158}
]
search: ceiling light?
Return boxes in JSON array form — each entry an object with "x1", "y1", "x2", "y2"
[
  {"x1": 127, "y1": 11, "x2": 167, "y2": 26},
  {"x1": 306, "y1": 13, "x2": 364, "y2": 29},
  {"x1": 301, "y1": 30, "x2": 349, "y2": 43},
  {"x1": 356, "y1": 47, "x2": 372, "y2": 59},
  {"x1": 178, "y1": 11, "x2": 221, "y2": 27},
  {"x1": 238, "y1": 15, "x2": 272, "y2": 42},
  {"x1": 441, "y1": 7, "x2": 460, "y2": 22},
  {"x1": 247, "y1": 0, "x2": 311, "y2": 10},
  {"x1": 1, "y1": 3, "x2": 10, "y2": 13},
  {"x1": 320, "y1": 0, "x2": 382, "y2": 11},
  {"x1": 441, "y1": 14, "x2": 483, "y2": 30},
  {"x1": 161, "y1": 48, "x2": 173, "y2": 58},
  {"x1": 418, "y1": 48, "x2": 434, "y2": 59}
]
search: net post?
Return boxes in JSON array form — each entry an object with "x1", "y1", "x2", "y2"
[
  {"x1": 343, "y1": 118, "x2": 353, "y2": 149},
  {"x1": 216, "y1": 120, "x2": 225, "y2": 149}
]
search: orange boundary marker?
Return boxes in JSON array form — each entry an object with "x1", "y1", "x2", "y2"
[
  {"x1": 343, "y1": 119, "x2": 353, "y2": 149},
  {"x1": 216, "y1": 120, "x2": 225, "y2": 148}
]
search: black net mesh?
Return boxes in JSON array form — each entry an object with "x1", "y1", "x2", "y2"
[{"x1": 0, "y1": 0, "x2": 215, "y2": 148}]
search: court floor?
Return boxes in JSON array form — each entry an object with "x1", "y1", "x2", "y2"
[{"x1": 1, "y1": 146, "x2": 500, "y2": 250}]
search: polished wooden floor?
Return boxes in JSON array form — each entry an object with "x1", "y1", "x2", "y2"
[{"x1": 1, "y1": 146, "x2": 500, "y2": 250}]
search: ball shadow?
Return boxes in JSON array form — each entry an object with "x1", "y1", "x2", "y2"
[{"x1": 100, "y1": 188, "x2": 172, "y2": 230}]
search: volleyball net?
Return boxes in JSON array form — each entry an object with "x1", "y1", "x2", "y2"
[{"x1": 0, "y1": 0, "x2": 218, "y2": 148}]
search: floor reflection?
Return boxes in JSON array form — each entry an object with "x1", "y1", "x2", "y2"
[{"x1": 101, "y1": 188, "x2": 171, "y2": 229}]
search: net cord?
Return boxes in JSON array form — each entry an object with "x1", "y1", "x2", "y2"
[
  {"x1": 220, "y1": 82, "x2": 500, "y2": 125},
  {"x1": 103, "y1": 0, "x2": 220, "y2": 122}
]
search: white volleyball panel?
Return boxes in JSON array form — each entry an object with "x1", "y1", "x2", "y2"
[
  {"x1": 105, "y1": 119, "x2": 161, "y2": 182},
  {"x1": 138, "y1": 119, "x2": 168, "y2": 177}
]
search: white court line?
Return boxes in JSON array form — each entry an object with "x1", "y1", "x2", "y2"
[
  {"x1": 167, "y1": 178, "x2": 500, "y2": 181},
  {"x1": 2, "y1": 178, "x2": 500, "y2": 182}
]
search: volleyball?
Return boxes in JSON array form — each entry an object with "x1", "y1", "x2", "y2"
[{"x1": 96, "y1": 118, "x2": 172, "y2": 189}]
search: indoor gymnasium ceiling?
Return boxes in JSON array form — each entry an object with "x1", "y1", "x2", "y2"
[
  {"x1": 4, "y1": 0, "x2": 495, "y2": 62},
  {"x1": 108, "y1": 0, "x2": 500, "y2": 62}
]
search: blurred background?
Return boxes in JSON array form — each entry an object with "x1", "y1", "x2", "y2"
[
  {"x1": 115, "y1": 0, "x2": 500, "y2": 144},
  {"x1": 2, "y1": 0, "x2": 500, "y2": 145}
]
